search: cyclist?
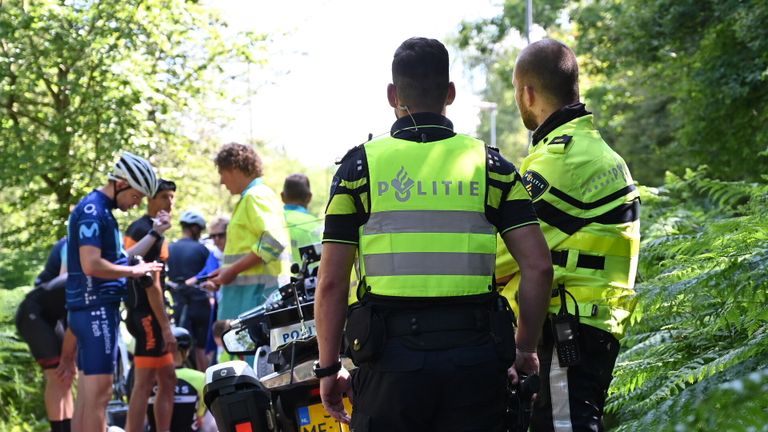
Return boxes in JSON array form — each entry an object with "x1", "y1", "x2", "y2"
[
  {"x1": 64, "y1": 151, "x2": 164, "y2": 432},
  {"x1": 203, "y1": 216, "x2": 227, "y2": 365},
  {"x1": 16, "y1": 237, "x2": 71, "y2": 432},
  {"x1": 145, "y1": 327, "x2": 210, "y2": 432},
  {"x1": 124, "y1": 179, "x2": 176, "y2": 265},
  {"x1": 123, "y1": 179, "x2": 177, "y2": 432},
  {"x1": 34, "y1": 236, "x2": 67, "y2": 288},
  {"x1": 167, "y1": 210, "x2": 220, "y2": 371}
]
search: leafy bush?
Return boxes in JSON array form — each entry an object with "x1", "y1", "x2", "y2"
[
  {"x1": 0, "y1": 287, "x2": 47, "y2": 431},
  {"x1": 607, "y1": 168, "x2": 768, "y2": 431}
]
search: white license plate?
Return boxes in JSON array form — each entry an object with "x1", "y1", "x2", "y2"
[{"x1": 270, "y1": 320, "x2": 316, "y2": 349}]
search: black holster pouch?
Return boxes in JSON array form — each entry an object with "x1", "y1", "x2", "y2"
[
  {"x1": 490, "y1": 294, "x2": 517, "y2": 366},
  {"x1": 344, "y1": 302, "x2": 386, "y2": 365}
]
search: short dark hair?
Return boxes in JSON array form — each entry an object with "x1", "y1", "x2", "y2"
[
  {"x1": 214, "y1": 143, "x2": 263, "y2": 178},
  {"x1": 154, "y1": 179, "x2": 176, "y2": 197},
  {"x1": 392, "y1": 37, "x2": 450, "y2": 112},
  {"x1": 282, "y1": 173, "x2": 311, "y2": 202},
  {"x1": 515, "y1": 39, "x2": 579, "y2": 105}
]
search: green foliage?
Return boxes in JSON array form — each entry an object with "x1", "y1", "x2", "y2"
[
  {"x1": 454, "y1": 0, "x2": 768, "y2": 185},
  {"x1": 0, "y1": 0, "x2": 266, "y2": 287},
  {"x1": 0, "y1": 288, "x2": 47, "y2": 431},
  {"x1": 576, "y1": 0, "x2": 768, "y2": 185},
  {"x1": 605, "y1": 168, "x2": 768, "y2": 431}
]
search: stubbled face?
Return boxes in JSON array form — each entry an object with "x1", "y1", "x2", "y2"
[
  {"x1": 513, "y1": 69, "x2": 539, "y2": 131},
  {"x1": 116, "y1": 187, "x2": 145, "y2": 212}
]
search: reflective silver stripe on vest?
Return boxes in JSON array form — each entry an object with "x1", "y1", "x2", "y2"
[
  {"x1": 363, "y1": 252, "x2": 495, "y2": 276},
  {"x1": 223, "y1": 253, "x2": 250, "y2": 265},
  {"x1": 229, "y1": 274, "x2": 277, "y2": 286},
  {"x1": 363, "y1": 210, "x2": 495, "y2": 235},
  {"x1": 550, "y1": 345, "x2": 574, "y2": 432}
]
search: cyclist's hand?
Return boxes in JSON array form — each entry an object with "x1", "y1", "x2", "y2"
[
  {"x1": 153, "y1": 210, "x2": 172, "y2": 234},
  {"x1": 201, "y1": 280, "x2": 219, "y2": 292},
  {"x1": 320, "y1": 367, "x2": 352, "y2": 424},
  {"x1": 509, "y1": 349, "x2": 540, "y2": 385},
  {"x1": 163, "y1": 327, "x2": 177, "y2": 354},
  {"x1": 55, "y1": 355, "x2": 76, "y2": 387},
  {"x1": 130, "y1": 261, "x2": 164, "y2": 278}
]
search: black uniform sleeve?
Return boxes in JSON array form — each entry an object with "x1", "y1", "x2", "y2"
[
  {"x1": 485, "y1": 148, "x2": 539, "y2": 234},
  {"x1": 323, "y1": 145, "x2": 370, "y2": 245}
]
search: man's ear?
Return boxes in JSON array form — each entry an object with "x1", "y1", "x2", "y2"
[
  {"x1": 115, "y1": 179, "x2": 129, "y2": 190},
  {"x1": 387, "y1": 83, "x2": 398, "y2": 109},
  {"x1": 445, "y1": 82, "x2": 456, "y2": 106},
  {"x1": 524, "y1": 85, "x2": 536, "y2": 108}
]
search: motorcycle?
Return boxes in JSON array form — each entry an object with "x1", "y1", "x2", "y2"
[{"x1": 203, "y1": 244, "x2": 353, "y2": 432}]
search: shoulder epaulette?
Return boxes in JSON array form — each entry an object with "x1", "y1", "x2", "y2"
[
  {"x1": 546, "y1": 134, "x2": 572, "y2": 154},
  {"x1": 486, "y1": 146, "x2": 518, "y2": 175},
  {"x1": 335, "y1": 143, "x2": 365, "y2": 165}
]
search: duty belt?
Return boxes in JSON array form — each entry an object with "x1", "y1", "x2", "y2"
[
  {"x1": 550, "y1": 250, "x2": 605, "y2": 270},
  {"x1": 385, "y1": 308, "x2": 490, "y2": 337}
]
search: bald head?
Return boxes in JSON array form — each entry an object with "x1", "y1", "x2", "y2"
[{"x1": 515, "y1": 39, "x2": 579, "y2": 106}]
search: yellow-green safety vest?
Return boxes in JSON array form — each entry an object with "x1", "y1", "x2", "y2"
[
  {"x1": 496, "y1": 115, "x2": 640, "y2": 337},
  {"x1": 359, "y1": 134, "x2": 497, "y2": 297},
  {"x1": 284, "y1": 206, "x2": 323, "y2": 267}
]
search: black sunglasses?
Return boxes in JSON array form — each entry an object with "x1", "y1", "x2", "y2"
[{"x1": 209, "y1": 232, "x2": 226, "y2": 239}]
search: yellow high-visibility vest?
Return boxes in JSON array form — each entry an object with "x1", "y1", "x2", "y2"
[
  {"x1": 496, "y1": 115, "x2": 640, "y2": 337},
  {"x1": 359, "y1": 135, "x2": 497, "y2": 297}
]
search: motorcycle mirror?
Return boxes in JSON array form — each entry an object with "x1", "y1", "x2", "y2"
[{"x1": 222, "y1": 327, "x2": 258, "y2": 355}]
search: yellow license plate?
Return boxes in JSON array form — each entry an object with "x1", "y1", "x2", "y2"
[{"x1": 296, "y1": 399, "x2": 353, "y2": 432}]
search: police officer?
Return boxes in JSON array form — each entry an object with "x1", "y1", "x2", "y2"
[
  {"x1": 315, "y1": 37, "x2": 553, "y2": 431},
  {"x1": 281, "y1": 173, "x2": 323, "y2": 268},
  {"x1": 495, "y1": 39, "x2": 641, "y2": 431}
]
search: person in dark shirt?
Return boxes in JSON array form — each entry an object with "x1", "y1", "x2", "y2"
[
  {"x1": 123, "y1": 179, "x2": 178, "y2": 432},
  {"x1": 167, "y1": 210, "x2": 219, "y2": 371},
  {"x1": 16, "y1": 238, "x2": 71, "y2": 432},
  {"x1": 124, "y1": 179, "x2": 176, "y2": 263},
  {"x1": 34, "y1": 236, "x2": 67, "y2": 287}
]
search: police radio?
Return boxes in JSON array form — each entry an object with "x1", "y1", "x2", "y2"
[{"x1": 551, "y1": 284, "x2": 581, "y2": 367}]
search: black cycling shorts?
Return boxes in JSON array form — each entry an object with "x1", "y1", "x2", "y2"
[
  {"x1": 15, "y1": 298, "x2": 64, "y2": 369},
  {"x1": 174, "y1": 297, "x2": 212, "y2": 349},
  {"x1": 126, "y1": 308, "x2": 173, "y2": 368}
]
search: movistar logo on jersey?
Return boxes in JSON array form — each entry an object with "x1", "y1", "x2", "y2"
[
  {"x1": 79, "y1": 222, "x2": 100, "y2": 239},
  {"x1": 377, "y1": 166, "x2": 481, "y2": 202}
]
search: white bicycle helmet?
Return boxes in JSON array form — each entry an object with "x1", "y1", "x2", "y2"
[
  {"x1": 180, "y1": 210, "x2": 206, "y2": 229},
  {"x1": 109, "y1": 151, "x2": 159, "y2": 197}
]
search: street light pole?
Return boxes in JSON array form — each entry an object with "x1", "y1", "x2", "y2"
[
  {"x1": 526, "y1": 0, "x2": 533, "y2": 44},
  {"x1": 478, "y1": 101, "x2": 498, "y2": 149}
]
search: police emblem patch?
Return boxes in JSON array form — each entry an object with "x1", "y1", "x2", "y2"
[{"x1": 521, "y1": 170, "x2": 549, "y2": 200}]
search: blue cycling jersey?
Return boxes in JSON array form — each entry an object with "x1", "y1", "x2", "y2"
[{"x1": 66, "y1": 190, "x2": 128, "y2": 310}]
